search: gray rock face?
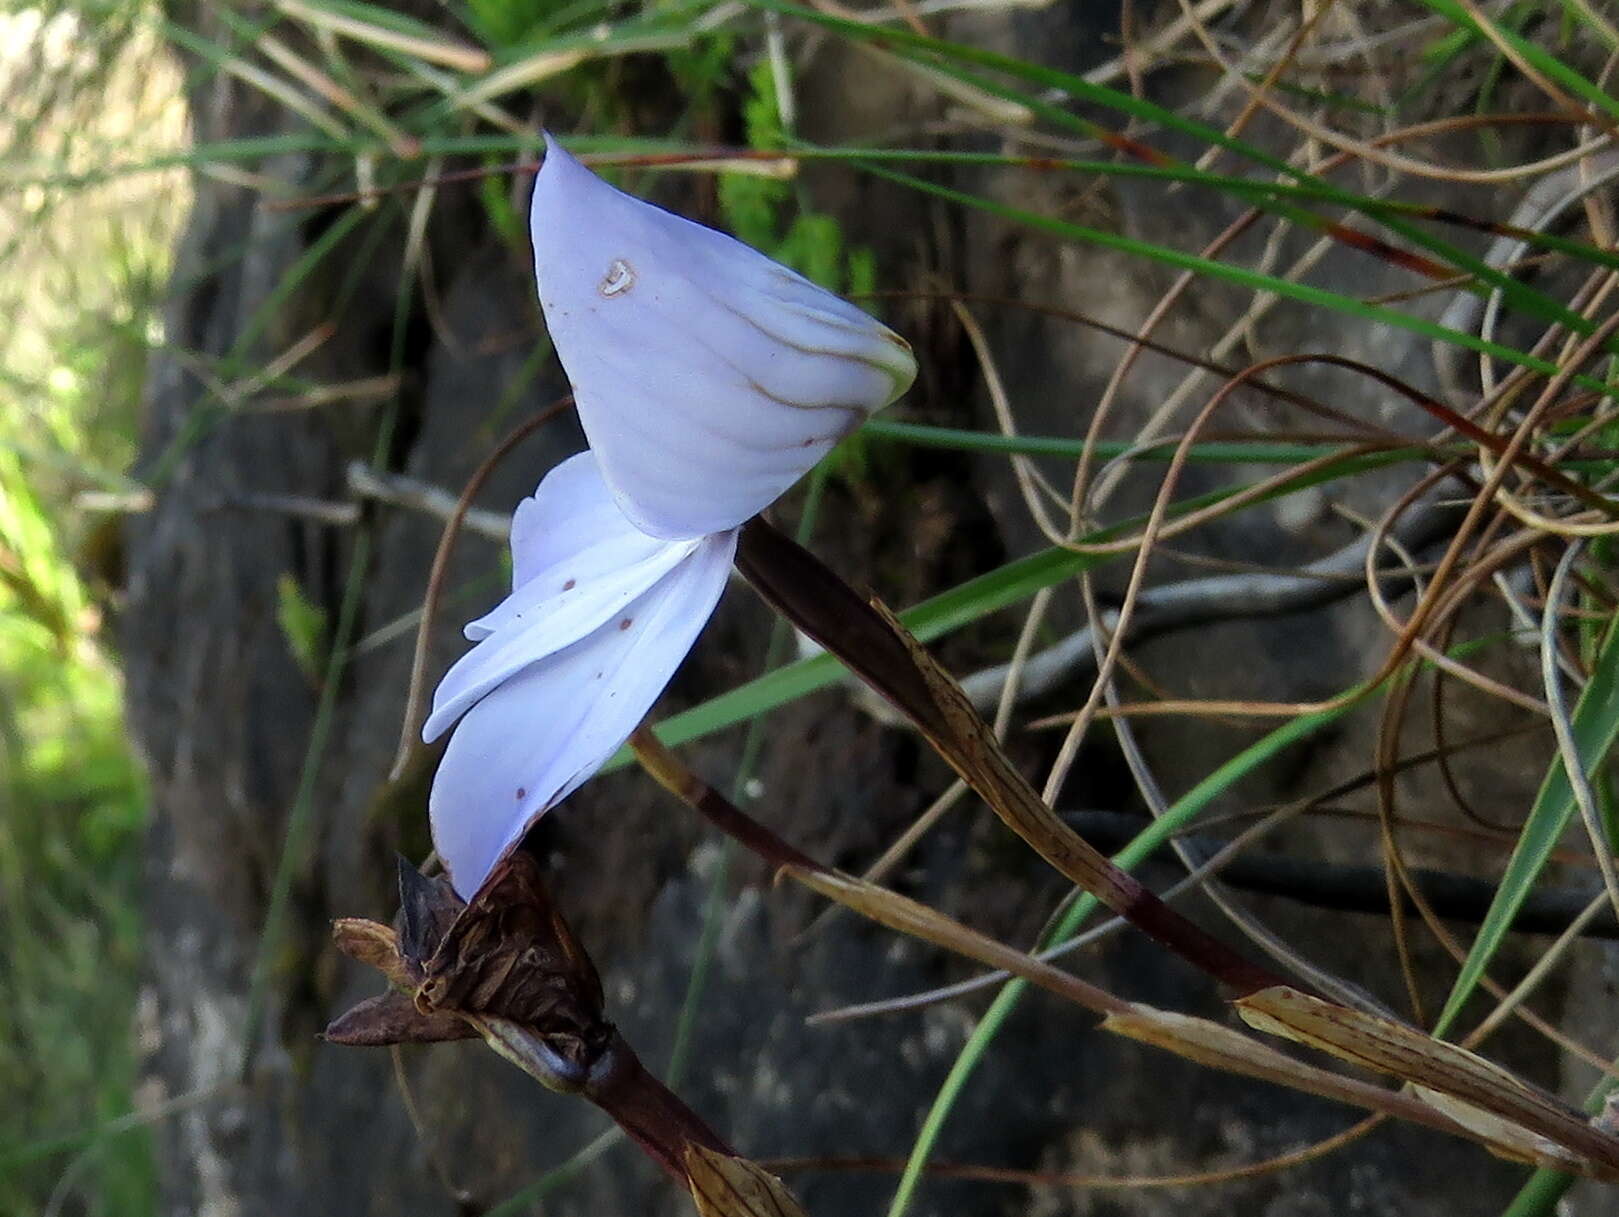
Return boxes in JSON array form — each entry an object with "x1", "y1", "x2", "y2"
[{"x1": 125, "y1": 7, "x2": 1608, "y2": 1217}]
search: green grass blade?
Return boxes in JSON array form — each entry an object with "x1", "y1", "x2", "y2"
[
  {"x1": 606, "y1": 448, "x2": 1398, "y2": 770},
  {"x1": 1434, "y1": 615, "x2": 1619, "y2": 1036},
  {"x1": 855, "y1": 159, "x2": 1619, "y2": 396},
  {"x1": 794, "y1": 146, "x2": 1619, "y2": 276},
  {"x1": 866, "y1": 419, "x2": 1619, "y2": 475},
  {"x1": 745, "y1": 0, "x2": 1309, "y2": 178},
  {"x1": 602, "y1": 523, "x2": 1129, "y2": 772},
  {"x1": 1501, "y1": 1167, "x2": 1577, "y2": 1217},
  {"x1": 864, "y1": 418, "x2": 1423, "y2": 465},
  {"x1": 885, "y1": 695, "x2": 1366, "y2": 1215},
  {"x1": 1416, "y1": 0, "x2": 1619, "y2": 125},
  {"x1": 600, "y1": 532, "x2": 1121, "y2": 772},
  {"x1": 751, "y1": 0, "x2": 1605, "y2": 340},
  {"x1": 1498, "y1": 1064, "x2": 1619, "y2": 1216}
]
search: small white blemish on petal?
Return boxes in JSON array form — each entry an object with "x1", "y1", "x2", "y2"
[{"x1": 599, "y1": 258, "x2": 636, "y2": 297}]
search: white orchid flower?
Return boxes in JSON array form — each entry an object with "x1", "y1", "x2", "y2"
[
  {"x1": 529, "y1": 134, "x2": 917, "y2": 540},
  {"x1": 424, "y1": 452, "x2": 736, "y2": 896}
]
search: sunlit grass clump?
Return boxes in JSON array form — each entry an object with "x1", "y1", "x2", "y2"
[{"x1": 0, "y1": 5, "x2": 183, "y2": 1215}]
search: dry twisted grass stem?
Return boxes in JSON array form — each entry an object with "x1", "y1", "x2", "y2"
[
  {"x1": 1543, "y1": 540, "x2": 1619, "y2": 927},
  {"x1": 1042, "y1": 349, "x2": 1250, "y2": 806},
  {"x1": 763, "y1": 1112, "x2": 1384, "y2": 1190},
  {"x1": 1176, "y1": 0, "x2": 1619, "y2": 180},
  {"x1": 1039, "y1": 381, "x2": 1555, "y2": 730},
  {"x1": 1356, "y1": 510, "x2": 1619, "y2": 1071},
  {"x1": 389, "y1": 399, "x2": 573, "y2": 781}
]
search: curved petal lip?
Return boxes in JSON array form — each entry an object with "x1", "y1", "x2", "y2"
[
  {"x1": 422, "y1": 542, "x2": 693, "y2": 742},
  {"x1": 504, "y1": 449, "x2": 672, "y2": 589},
  {"x1": 423, "y1": 452, "x2": 700, "y2": 740},
  {"x1": 428, "y1": 528, "x2": 738, "y2": 897}
]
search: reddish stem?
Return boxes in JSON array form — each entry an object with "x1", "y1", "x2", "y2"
[{"x1": 585, "y1": 1034, "x2": 733, "y2": 1180}]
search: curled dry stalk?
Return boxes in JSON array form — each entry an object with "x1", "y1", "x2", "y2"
[
  {"x1": 1356, "y1": 316, "x2": 1619, "y2": 1058},
  {"x1": 389, "y1": 399, "x2": 573, "y2": 782},
  {"x1": 1030, "y1": 345, "x2": 1605, "y2": 731}
]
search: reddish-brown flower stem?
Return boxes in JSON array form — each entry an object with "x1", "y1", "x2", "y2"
[
  {"x1": 732, "y1": 516, "x2": 1283, "y2": 997},
  {"x1": 584, "y1": 1034, "x2": 735, "y2": 1180}
]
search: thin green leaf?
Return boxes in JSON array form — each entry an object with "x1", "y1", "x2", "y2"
[
  {"x1": 854, "y1": 159, "x2": 1619, "y2": 396},
  {"x1": 607, "y1": 449, "x2": 1399, "y2": 771},
  {"x1": 864, "y1": 418, "x2": 1419, "y2": 465},
  {"x1": 1416, "y1": 0, "x2": 1619, "y2": 125},
  {"x1": 1435, "y1": 617, "x2": 1619, "y2": 1036},
  {"x1": 1498, "y1": 1065, "x2": 1619, "y2": 1216},
  {"x1": 751, "y1": 0, "x2": 1605, "y2": 343},
  {"x1": 885, "y1": 696, "x2": 1367, "y2": 1215},
  {"x1": 792, "y1": 146, "x2": 1619, "y2": 276}
]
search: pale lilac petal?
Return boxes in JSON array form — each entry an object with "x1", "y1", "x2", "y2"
[
  {"x1": 529, "y1": 134, "x2": 917, "y2": 540},
  {"x1": 424, "y1": 543, "x2": 693, "y2": 740},
  {"x1": 505, "y1": 449, "x2": 667, "y2": 591},
  {"x1": 425, "y1": 454, "x2": 698, "y2": 738},
  {"x1": 463, "y1": 451, "x2": 676, "y2": 643},
  {"x1": 429, "y1": 528, "x2": 738, "y2": 897}
]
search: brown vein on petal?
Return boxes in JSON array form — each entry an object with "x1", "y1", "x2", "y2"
[
  {"x1": 709, "y1": 289, "x2": 912, "y2": 378},
  {"x1": 739, "y1": 372, "x2": 873, "y2": 417},
  {"x1": 602, "y1": 259, "x2": 909, "y2": 408}
]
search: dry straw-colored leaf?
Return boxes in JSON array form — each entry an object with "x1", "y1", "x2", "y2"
[
  {"x1": 685, "y1": 1145, "x2": 808, "y2": 1217},
  {"x1": 733, "y1": 519, "x2": 1274, "y2": 992},
  {"x1": 331, "y1": 917, "x2": 412, "y2": 987},
  {"x1": 1101, "y1": 1006, "x2": 1474, "y2": 1139},
  {"x1": 785, "y1": 864, "x2": 1129, "y2": 1016},
  {"x1": 1237, "y1": 986, "x2": 1619, "y2": 1176}
]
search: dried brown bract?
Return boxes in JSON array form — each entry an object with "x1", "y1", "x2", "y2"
[{"x1": 326, "y1": 853, "x2": 787, "y2": 1203}]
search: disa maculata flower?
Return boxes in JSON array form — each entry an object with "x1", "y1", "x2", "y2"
[{"x1": 425, "y1": 136, "x2": 917, "y2": 896}]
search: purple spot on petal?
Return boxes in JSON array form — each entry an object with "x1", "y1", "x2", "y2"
[
  {"x1": 563, "y1": 578, "x2": 576, "y2": 591},
  {"x1": 515, "y1": 787, "x2": 527, "y2": 800},
  {"x1": 618, "y1": 617, "x2": 633, "y2": 630}
]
